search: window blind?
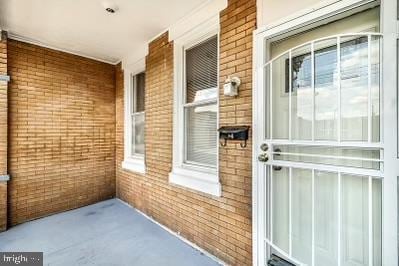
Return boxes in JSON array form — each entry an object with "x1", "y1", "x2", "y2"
[
  {"x1": 185, "y1": 35, "x2": 218, "y2": 103},
  {"x1": 135, "y1": 72, "x2": 145, "y2": 112}
]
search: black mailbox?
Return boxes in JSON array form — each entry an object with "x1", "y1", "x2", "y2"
[{"x1": 218, "y1": 126, "x2": 249, "y2": 148}]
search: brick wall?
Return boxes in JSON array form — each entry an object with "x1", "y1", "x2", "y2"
[
  {"x1": 115, "y1": 0, "x2": 256, "y2": 264},
  {"x1": 0, "y1": 35, "x2": 8, "y2": 231},
  {"x1": 7, "y1": 40, "x2": 116, "y2": 225}
]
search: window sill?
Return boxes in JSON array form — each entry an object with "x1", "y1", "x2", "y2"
[
  {"x1": 168, "y1": 167, "x2": 221, "y2": 197},
  {"x1": 122, "y1": 158, "x2": 145, "y2": 174}
]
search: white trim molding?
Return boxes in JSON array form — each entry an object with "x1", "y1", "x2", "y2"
[
  {"x1": 169, "y1": 15, "x2": 221, "y2": 197},
  {"x1": 122, "y1": 158, "x2": 145, "y2": 175},
  {"x1": 122, "y1": 61, "x2": 146, "y2": 175},
  {"x1": 169, "y1": 167, "x2": 221, "y2": 197}
]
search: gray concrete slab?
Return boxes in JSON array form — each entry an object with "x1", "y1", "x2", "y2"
[{"x1": 0, "y1": 199, "x2": 221, "y2": 266}]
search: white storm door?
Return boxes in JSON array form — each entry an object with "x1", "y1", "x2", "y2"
[{"x1": 252, "y1": 25, "x2": 399, "y2": 266}]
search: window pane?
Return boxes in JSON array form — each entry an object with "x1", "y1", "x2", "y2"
[
  {"x1": 185, "y1": 36, "x2": 218, "y2": 103},
  {"x1": 135, "y1": 72, "x2": 145, "y2": 112},
  {"x1": 132, "y1": 113, "x2": 145, "y2": 155},
  {"x1": 185, "y1": 103, "x2": 217, "y2": 166}
]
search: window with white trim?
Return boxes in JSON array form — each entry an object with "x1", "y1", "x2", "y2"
[
  {"x1": 122, "y1": 71, "x2": 146, "y2": 174},
  {"x1": 169, "y1": 18, "x2": 221, "y2": 197},
  {"x1": 184, "y1": 35, "x2": 218, "y2": 167}
]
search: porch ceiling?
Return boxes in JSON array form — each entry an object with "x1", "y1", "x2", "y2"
[{"x1": 0, "y1": 0, "x2": 206, "y2": 64}]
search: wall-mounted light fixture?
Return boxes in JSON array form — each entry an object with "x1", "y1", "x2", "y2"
[{"x1": 223, "y1": 76, "x2": 241, "y2": 97}]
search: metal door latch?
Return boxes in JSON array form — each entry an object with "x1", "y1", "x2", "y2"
[
  {"x1": 260, "y1": 143, "x2": 269, "y2": 151},
  {"x1": 258, "y1": 153, "x2": 268, "y2": 162}
]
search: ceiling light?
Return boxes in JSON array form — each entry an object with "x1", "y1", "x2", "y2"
[{"x1": 102, "y1": 1, "x2": 118, "y2": 14}]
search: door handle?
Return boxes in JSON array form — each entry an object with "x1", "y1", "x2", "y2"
[
  {"x1": 260, "y1": 143, "x2": 269, "y2": 151},
  {"x1": 258, "y1": 153, "x2": 269, "y2": 162}
]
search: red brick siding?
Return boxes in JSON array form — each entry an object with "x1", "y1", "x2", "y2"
[
  {"x1": 115, "y1": 1, "x2": 256, "y2": 264},
  {"x1": 7, "y1": 40, "x2": 116, "y2": 225},
  {"x1": 0, "y1": 36, "x2": 8, "y2": 231}
]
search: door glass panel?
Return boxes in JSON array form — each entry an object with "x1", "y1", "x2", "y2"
[
  {"x1": 315, "y1": 171, "x2": 338, "y2": 266},
  {"x1": 272, "y1": 167, "x2": 289, "y2": 253},
  {"x1": 372, "y1": 178, "x2": 382, "y2": 265},
  {"x1": 292, "y1": 168, "x2": 312, "y2": 264},
  {"x1": 273, "y1": 145, "x2": 381, "y2": 170},
  {"x1": 314, "y1": 38, "x2": 338, "y2": 140},
  {"x1": 341, "y1": 174, "x2": 369, "y2": 265},
  {"x1": 371, "y1": 36, "x2": 380, "y2": 142},
  {"x1": 267, "y1": 169, "x2": 382, "y2": 265},
  {"x1": 340, "y1": 36, "x2": 369, "y2": 141},
  {"x1": 272, "y1": 53, "x2": 290, "y2": 139},
  {"x1": 291, "y1": 45, "x2": 312, "y2": 140},
  {"x1": 265, "y1": 64, "x2": 271, "y2": 139}
]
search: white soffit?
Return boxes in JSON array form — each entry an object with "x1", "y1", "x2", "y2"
[
  {"x1": 0, "y1": 0, "x2": 211, "y2": 64},
  {"x1": 122, "y1": 0, "x2": 227, "y2": 69},
  {"x1": 168, "y1": 0, "x2": 227, "y2": 41}
]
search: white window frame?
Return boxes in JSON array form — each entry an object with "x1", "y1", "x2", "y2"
[
  {"x1": 122, "y1": 64, "x2": 146, "y2": 174},
  {"x1": 253, "y1": 0, "x2": 398, "y2": 265},
  {"x1": 169, "y1": 16, "x2": 221, "y2": 197}
]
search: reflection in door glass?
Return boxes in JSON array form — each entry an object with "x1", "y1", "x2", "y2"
[
  {"x1": 315, "y1": 171, "x2": 338, "y2": 266},
  {"x1": 372, "y1": 178, "x2": 382, "y2": 265},
  {"x1": 371, "y1": 36, "x2": 380, "y2": 142},
  {"x1": 291, "y1": 45, "x2": 312, "y2": 140},
  {"x1": 267, "y1": 168, "x2": 382, "y2": 265},
  {"x1": 314, "y1": 39, "x2": 338, "y2": 140},
  {"x1": 292, "y1": 168, "x2": 312, "y2": 264},
  {"x1": 341, "y1": 175, "x2": 382, "y2": 266},
  {"x1": 340, "y1": 36, "x2": 369, "y2": 141},
  {"x1": 265, "y1": 64, "x2": 271, "y2": 139},
  {"x1": 341, "y1": 174, "x2": 369, "y2": 265},
  {"x1": 272, "y1": 53, "x2": 290, "y2": 139},
  {"x1": 272, "y1": 167, "x2": 289, "y2": 253}
]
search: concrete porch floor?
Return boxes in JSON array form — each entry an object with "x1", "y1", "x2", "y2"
[{"x1": 0, "y1": 199, "x2": 220, "y2": 266}]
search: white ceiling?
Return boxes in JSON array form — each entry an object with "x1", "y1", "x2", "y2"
[{"x1": 0, "y1": 0, "x2": 207, "y2": 64}]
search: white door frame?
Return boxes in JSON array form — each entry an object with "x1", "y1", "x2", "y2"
[{"x1": 252, "y1": 0, "x2": 399, "y2": 265}]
